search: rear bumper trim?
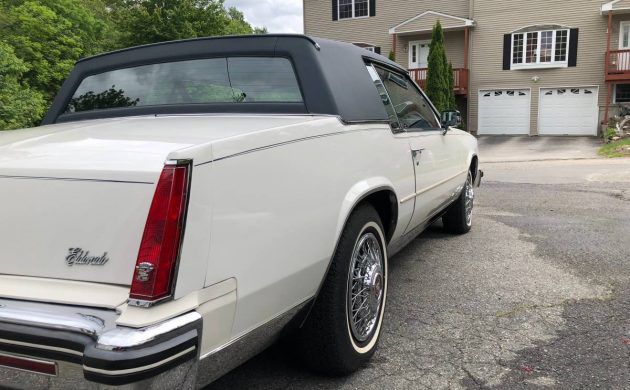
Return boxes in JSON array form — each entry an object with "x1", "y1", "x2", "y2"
[
  {"x1": 0, "y1": 337, "x2": 83, "y2": 357},
  {"x1": 84, "y1": 345, "x2": 195, "y2": 376},
  {"x1": 0, "y1": 299, "x2": 202, "y2": 386}
]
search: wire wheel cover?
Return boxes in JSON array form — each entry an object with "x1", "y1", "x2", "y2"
[{"x1": 347, "y1": 232, "x2": 384, "y2": 343}]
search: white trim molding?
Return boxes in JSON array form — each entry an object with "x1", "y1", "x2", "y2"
[
  {"x1": 601, "y1": 0, "x2": 630, "y2": 15},
  {"x1": 389, "y1": 11, "x2": 474, "y2": 34}
]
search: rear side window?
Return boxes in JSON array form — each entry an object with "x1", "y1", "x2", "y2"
[{"x1": 65, "y1": 57, "x2": 303, "y2": 113}]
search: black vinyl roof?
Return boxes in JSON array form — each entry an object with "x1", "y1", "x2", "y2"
[{"x1": 42, "y1": 34, "x2": 406, "y2": 125}]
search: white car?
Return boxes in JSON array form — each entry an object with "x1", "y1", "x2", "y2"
[{"x1": 0, "y1": 35, "x2": 481, "y2": 389}]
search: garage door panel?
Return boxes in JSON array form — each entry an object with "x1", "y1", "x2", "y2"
[
  {"x1": 478, "y1": 89, "x2": 530, "y2": 135},
  {"x1": 539, "y1": 87, "x2": 598, "y2": 135}
]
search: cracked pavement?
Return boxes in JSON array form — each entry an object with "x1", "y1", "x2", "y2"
[{"x1": 207, "y1": 152, "x2": 630, "y2": 389}]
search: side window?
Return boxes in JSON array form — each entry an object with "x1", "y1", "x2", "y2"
[
  {"x1": 365, "y1": 64, "x2": 401, "y2": 130},
  {"x1": 375, "y1": 66, "x2": 441, "y2": 131}
]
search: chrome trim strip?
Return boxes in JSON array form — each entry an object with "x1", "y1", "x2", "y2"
[
  {"x1": 400, "y1": 193, "x2": 416, "y2": 204},
  {"x1": 96, "y1": 312, "x2": 201, "y2": 351},
  {"x1": 196, "y1": 297, "x2": 312, "y2": 387},
  {"x1": 399, "y1": 169, "x2": 468, "y2": 204},
  {"x1": 0, "y1": 175, "x2": 153, "y2": 185},
  {"x1": 0, "y1": 338, "x2": 83, "y2": 357},
  {"x1": 200, "y1": 296, "x2": 311, "y2": 360},
  {"x1": 0, "y1": 298, "x2": 117, "y2": 338},
  {"x1": 83, "y1": 346, "x2": 196, "y2": 375}
]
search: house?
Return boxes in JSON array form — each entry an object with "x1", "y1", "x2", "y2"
[{"x1": 303, "y1": 0, "x2": 630, "y2": 136}]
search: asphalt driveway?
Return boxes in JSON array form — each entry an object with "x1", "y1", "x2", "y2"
[{"x1": 207, "y1": 138, "x2": 630, "y2": 389}]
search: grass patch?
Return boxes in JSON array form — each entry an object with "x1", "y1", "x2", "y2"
[{"x1": 598, "y1": 139, "x2": 630, "y2": 158}]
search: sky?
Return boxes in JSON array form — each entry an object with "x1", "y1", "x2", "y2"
[{"x1": 224, "y1": 0, "x2": 304, "y2": 34}]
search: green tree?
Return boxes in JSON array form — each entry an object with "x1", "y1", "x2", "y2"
[
  {"x1": 0, "y1": 0, "x2": 117, "y2": 101},
  {"x1": 110, "y1": 0, "x2": 259, "y2": 47},
  {"x1": 447, "y1": 62, "x2": 456, "y2": 110},
  {"x1": 425, "y1": 21, "x2": 454, "y2": 112},
  {"x1": 0, "y1": 42, "x2": 46, "y2": 129},
  {"x1": 253, "y1": 26, "x2": 269, "y2": 35}
]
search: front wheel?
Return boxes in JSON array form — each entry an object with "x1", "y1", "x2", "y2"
[
  {"x1": 297, "y1": 204, "x2": 388, "y2": 375},
  {"x1": 442, "y1": 170, "x2": 474, "y2": 234}
]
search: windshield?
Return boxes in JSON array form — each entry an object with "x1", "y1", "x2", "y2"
[{"x1": 65, "y1": 57, "x2": 303, "y2": 113}]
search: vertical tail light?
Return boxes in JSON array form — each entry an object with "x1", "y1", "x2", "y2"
[{"x1": 129, "y1": 160, "x2": 191, "y2": 306}]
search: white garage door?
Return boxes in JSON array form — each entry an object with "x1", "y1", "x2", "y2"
[
  {"x1": 539, "y1": 87, "x2": 599, "y2": 136},
  {"x1": 478, "y1": 89, "x2": 531, "y2": 135}
]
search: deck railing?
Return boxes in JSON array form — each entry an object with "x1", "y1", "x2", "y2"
[
  {"x1": 606, "y1": 49, "x2": 630, "y2": 81},
  {"x1": 409, "y1": 68, "x2": 469, "y2": 95}
]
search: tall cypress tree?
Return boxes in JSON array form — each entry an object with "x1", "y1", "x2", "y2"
[
  {"x1": 425, "y1": 21, "x2": 452, "y2": 112},
  {"x1": 447, "y1": 61, "x2": 456, "y2": 110}
]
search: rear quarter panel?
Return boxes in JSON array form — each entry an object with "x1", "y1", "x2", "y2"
[{"x1": 202, "y1": 118, "x2": 415, "y2": 337}]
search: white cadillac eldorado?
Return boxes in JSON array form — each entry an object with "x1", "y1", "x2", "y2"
[{"x1": 0, "y1": 35, "x2": 481, "y2": 389}]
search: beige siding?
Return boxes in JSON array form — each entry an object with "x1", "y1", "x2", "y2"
[
  {"x1": 304, "y1": 0, "x2": 469, "y2": 63},
  {"x1": 469, "y1": 0, "x2": 611, "y2": 135}
]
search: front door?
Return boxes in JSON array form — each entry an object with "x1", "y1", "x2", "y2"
[
  {"x1": 373, "y1": 65, "x2": 464, "y2": 232},
  {"x1": 408, "y1": 41, "x2": 430, "y2": 69}
]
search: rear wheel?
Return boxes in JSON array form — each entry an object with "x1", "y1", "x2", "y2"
[
  {"x1": 442, "y1": 170, "x2": 474, "y2": 234},
  {"x1": 297, "y1": 204, "x2": 388, "y2": 375}
]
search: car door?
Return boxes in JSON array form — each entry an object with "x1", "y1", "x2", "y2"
[{"x1": 373, "y1": 66, "x2": 461, "y2": 233}]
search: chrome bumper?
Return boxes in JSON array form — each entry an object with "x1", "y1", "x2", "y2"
[{"x1": 0, "y1": 298, "x2": 201, "y2": 389}]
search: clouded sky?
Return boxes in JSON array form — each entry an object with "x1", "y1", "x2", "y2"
[{"x1": 224, "y1": 0, "x2": 304, "y2": 34}]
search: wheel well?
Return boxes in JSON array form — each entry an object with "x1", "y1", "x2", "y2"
[
  {"x1": 470, "y1": 155, "x2": 479, "y2": 181},
  {"x1": 361, "y1": 190, "x2": 398, "y2": 243}
]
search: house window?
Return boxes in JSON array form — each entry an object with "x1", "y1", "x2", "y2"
[
  {"x1": 354, "y1": 0, "x2": 368, "y2": 17},
  {"x1": 338, "y1": 0, "x2": 369, "y2": 19},
  {"x1": 339, "y1": 0, "x2": 353, "y2": 19},
  {"x1": 512, "y1": 29, "x2": 569, "y2": 69},
  {"x1": 615, "y1": 84, "x2": 630, "y2": 103},
  {"x1": 555, "y1": 30, "x2": 568, "y2": 61},
  {"x1": 525, "y1": 33, "x2": 538, "y2": 63},
  {"x1": 512, "y1": 33, "x2": 524, "y2": 63}
]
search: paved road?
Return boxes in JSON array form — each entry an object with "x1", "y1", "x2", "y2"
[{"x1": 207, "y1": 152, "x2": 630, "y2": 389}]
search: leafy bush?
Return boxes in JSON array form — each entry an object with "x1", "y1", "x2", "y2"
[
  {"x1": 0, "y1": 42, "x2": 46, "y2": 129},
  {"x1": 603, "y1": 127, "x2": 617, "y2": 142}
]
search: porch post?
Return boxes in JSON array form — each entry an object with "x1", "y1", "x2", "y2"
[
  {"x1": 605, "y1": 12, "x2": 613, "y2": 125},
  {"x1": 464, "y1": 27, "x2": 469, "y2": 70},
  {"x1": 464, "y1": 27, "x2": 470, "y2": 95},
  {"x1": 605, "y1": 82, "x2": 612, "y2": 128},
  {"x1": 392, "y1": 33, "x2": 397, "y2": 62}
]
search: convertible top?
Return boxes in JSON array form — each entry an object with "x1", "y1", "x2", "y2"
[{"x1": 42, "y1": 35, "x2": 405, "y2": 125}]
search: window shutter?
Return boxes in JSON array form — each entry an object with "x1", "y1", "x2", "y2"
[
  {"x1": 374, "y1": 47, "x2": 381, "y2": 54},
  {"x1": 332, "y1": 0, "x2": 338, "y2": 21},
  {"x1": 370, "y1": 0, "x2": 376, "y2": 16},
  {"x1": 568, "y1": 28, "x2": 579, "y2": 67},
  {"x1": 503, "y1": 34, "x2": 512, "y2": 70}
]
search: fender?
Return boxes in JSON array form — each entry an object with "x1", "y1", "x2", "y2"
[{"x1": 299, "y1": 178, "x2": 399, "y2": 327}]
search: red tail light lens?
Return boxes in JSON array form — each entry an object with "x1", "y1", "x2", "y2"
[{"x1": 129, "y1": 161, "x2": 190, "y2": 304}]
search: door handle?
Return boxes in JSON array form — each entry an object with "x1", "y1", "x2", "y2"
[
  {"x1": 411, "y1": 148, "x2": 425, "y2": 166},
  {"x1": 411, "y1": 148, "x2": 425, "y2": 157}
]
